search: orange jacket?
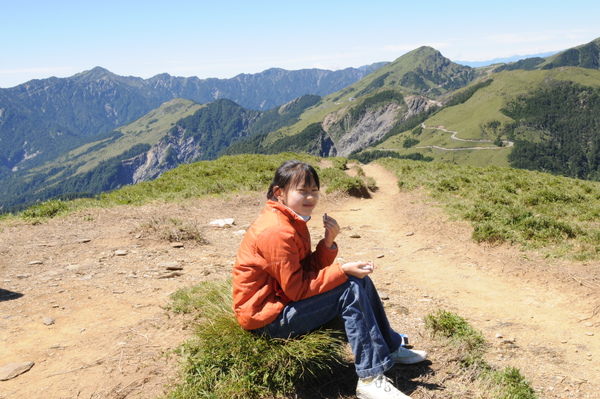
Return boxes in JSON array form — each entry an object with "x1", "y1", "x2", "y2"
[{"x1": 232, "y1": 200, "x2": 348, "y2": 330}]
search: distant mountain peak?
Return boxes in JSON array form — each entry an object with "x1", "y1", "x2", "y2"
[{"x1": 72, "y1": 66, "x2": 117, "y2": 82}]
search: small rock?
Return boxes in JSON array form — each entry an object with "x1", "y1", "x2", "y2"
[
  {"x1": 158, "y1": 271, "x2": 184, "y2": 279},
  {"x1": 171, "y1": 242, "x2": 184, "y2": 248},
  {"x1": 76, "y1": 238, "x2": 91, "y2": 243},
  {"x1": 376, "y1": 254, "x2": 385, "y2": 259},
  {"x1": 380, "y1": 294, "x2": 390, "y2": 300},
  {"x1": 114, "y1": 250, "x2": 128, "y2": 256},
  {"x1": 28, "y1": 260, "x2": 43, "y2": 265},
  {"x1": 43, "y1": 317, "x2": 55, "y2": 326},
  {"x1": 349, "y1": 234, "x2": 361, "y2": 238},
  {"x1": 496, "y1": 333, "x2": 504, "y2": 339},
  {"x1": 16, "y1": 274, "x2": 32, "y2": 279},
  {"x1": 209, "y1": 218, "x2": 235, "y2": 227},
  {"x1": 406, "y1": 232, "x2": 414, "y2": 236},
  {"x1": 585, "y1": 332, "x2": 595, "y2": 336},
  {"x1": 0, "y1": 362, "x2": 35, "y2": 381},
  {"x1": 159, "y1": 261, "x2": 180, "y2": 269}
]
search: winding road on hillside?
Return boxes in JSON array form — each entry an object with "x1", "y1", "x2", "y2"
[{"x1": 416, "y1": 123, "x2": 514, "y2": 151}]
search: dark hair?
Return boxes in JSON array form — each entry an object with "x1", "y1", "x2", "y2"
[{"x1": 267, "y1": 160, "x2": 320, "y2": 200}]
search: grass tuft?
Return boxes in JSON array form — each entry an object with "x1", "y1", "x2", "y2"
[
  {"x1": 424, "y1": 309, "x2": 537, "y2": 398},
  {"x1": 424, "y1": 309, "x2": 487, "y2": 367},
  {"x1": 139, "y1": 216, "x2": 207, "y2": 243},
  {"x1": 19, "y1": 199, "x2": 71, "y2": 223},
  {"x1": 166, "y1": 280, "x2": 346, "y2": 399},
  {"x1": 490, "y1": 366, "x2": 537, "y2": 399}
]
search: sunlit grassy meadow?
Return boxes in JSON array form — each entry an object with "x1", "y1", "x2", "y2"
[{"x1": 377, "y1": 157, "x2": 600, "y2": 261}]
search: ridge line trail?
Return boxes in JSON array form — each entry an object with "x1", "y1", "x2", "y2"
[
  {"x1": 0, "y1": 163, "x2": 597, "y2": 398},
  {"x1": 325, "y1": 163, "x2": 599, "y2": 397}
]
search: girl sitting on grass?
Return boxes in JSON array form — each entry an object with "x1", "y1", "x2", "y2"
[{"x1": 232, "y1": 160, "x2": 427, "y2": 399}]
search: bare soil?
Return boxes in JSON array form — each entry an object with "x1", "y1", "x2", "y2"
[{"x1": 1, "y1": 163, "x2": 598, "y2": 398}]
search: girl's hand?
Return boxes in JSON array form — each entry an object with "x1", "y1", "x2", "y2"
[
  {"x1": 323, "y1": 213, "x2": 340, "y2": 248},
  {"x1": 341, "y1": 261, "x2": 374, "y2": 278}
]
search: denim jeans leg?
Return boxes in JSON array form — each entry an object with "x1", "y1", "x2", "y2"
[
  {"x1": 254, "y1": 276, "x2": 402, "y2": 379},
  {"x1": 339, "y1": 276, "x2": 397, "y2": 378},
  {"x1": 358, "y1": 276, "x2": 404, "y2": 354}
]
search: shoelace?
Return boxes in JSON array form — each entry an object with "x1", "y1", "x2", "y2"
[{"x1": 374, "y1": 375, "x2": 393, "y2": 392}]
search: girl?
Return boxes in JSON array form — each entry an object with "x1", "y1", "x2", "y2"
[{"x1": 232, "y1": 160, "x2": 427, "y2": 399}]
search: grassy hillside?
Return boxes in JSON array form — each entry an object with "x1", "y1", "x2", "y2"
[
  {"x1": 0, "y1": 99, "x2": 203, "y2": 211},
  {"x1": 376, "y1": 157, "x2": 600, "y2": 261},
  {"x1": 35, "y1": 98, "x2": 202, "y2": 177},
  {"x1": 232, "y1": 46, "x2": 478, "y2": 152},
  {"x1": 4, "y1": 153, "x2": 600, "y2": 262},
  {"x1": 372, "y1": 67, "x2": 600, "y2": 168},
  {"x1": 232, "y1": 48, "x2": 600, "y2": 171},
  {"x1": 1, "y1": 154, "x2": 362, "y2": 217}
]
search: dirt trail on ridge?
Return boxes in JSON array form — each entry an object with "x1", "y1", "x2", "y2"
[
  {"x1": 0, "y1": 162, "x2": 598, "y2": 398},
  {"x1": 339, "y1": 164, "x2": 599, "y2": 398}
]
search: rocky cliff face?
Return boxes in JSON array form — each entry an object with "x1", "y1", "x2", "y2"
[
  {"x1": 122, "y1": 127, "x2": 204, "y2": 184},
  {"x1": 323, "y1": 95, "x2": 436, "y2": 157},
  {"x1": 327, "y1": 103, "x2": 403, "y2": 157}
]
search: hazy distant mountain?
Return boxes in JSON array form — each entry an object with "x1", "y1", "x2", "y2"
[
  {"x1": 455, "y1": 51, "x2": 560, "y2": 67},
  {"x1": 0, "y1": 64, "x2": 384, "y2": 176}
]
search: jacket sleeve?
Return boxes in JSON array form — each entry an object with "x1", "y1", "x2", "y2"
[
  {"x1": 256, "y1": 226, "x2": 347, "y2": 302},
  {"x1": 306, "y1": 239, "x2": 339, "y2": 271}
]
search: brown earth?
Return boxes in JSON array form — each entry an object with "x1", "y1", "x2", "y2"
[{"x1": 1, "y1": 163, "x2": 598, "y2": 398}]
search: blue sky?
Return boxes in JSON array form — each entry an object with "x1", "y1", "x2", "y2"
[{"x1": 1, "y1": 0, "x2": 598, "y2": 88}]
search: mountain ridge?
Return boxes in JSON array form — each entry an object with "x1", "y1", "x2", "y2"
[{"x1": 3, "y1": 38, "x2": 600, "y2": 211}]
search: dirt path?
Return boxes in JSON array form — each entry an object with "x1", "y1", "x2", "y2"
[
  {"x1": 335, "y1": 164, "x2": 599, "y2": 398},
  {"x1": 1, "y1": 163, "x2": 598, "y2": 398}
]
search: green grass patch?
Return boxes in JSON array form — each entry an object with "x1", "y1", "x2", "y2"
[
  {"x1": 424, "y1": 309, "x2": 487, "y2": 368},
  {"x1": 166, "y1": 280, "x2": 346, "y2": 399},
  {"x1": 425, "y1": 310, "x2": 537, "y2": 399},
  {"x1": 377, "y1": 158, "x2": 600, "y2": 260},
  {"x1": 6, "y1": 153, "x2": 369, "y2": 224},
  {"x1": 18, "y1": 199, "x2": 72, "y2": 222},
  {"x1": 491, "y1": 367, "x2": 538, "y2": 399},
  {"x1": 319, "y1": 166, "x2": 373, "y2": 198}
]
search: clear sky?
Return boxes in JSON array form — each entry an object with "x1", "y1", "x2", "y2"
[{"x1": 1, "y1": 0, "x2": 598, "y2": 88}]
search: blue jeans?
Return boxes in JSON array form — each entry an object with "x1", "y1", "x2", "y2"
[{"x1": 253, "y1": 276, "x2": 403, "y2": 379}]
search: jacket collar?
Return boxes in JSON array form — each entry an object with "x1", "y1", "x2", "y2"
[{"x1": 266, "y1": 200, "x2": 310, "y2": 223}]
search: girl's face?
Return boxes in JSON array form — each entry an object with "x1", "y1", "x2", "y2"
[{"x1": 275, "y1": 177, "x2": 320, "y2": 217}]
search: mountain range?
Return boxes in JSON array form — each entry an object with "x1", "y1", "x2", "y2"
[{"x1": 1, "y1": 37, "x2": 600, "y2": 211}]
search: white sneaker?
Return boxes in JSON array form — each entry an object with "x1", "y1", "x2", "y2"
[
  {"x1": 390, "y1": 346, "x2": 427, "y2": 364},
  {"x1": 356, "y1": 374, "x2": 411, "y2": 399}
]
